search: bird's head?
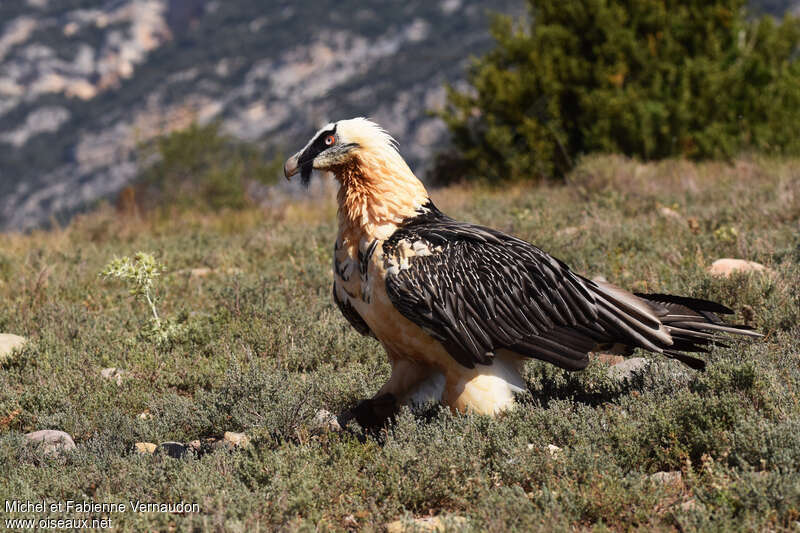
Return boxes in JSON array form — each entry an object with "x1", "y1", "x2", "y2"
[
  {"x1": 284, "y1": 117, "x2": 429, "y2": 240},
  {"x1": 283, "y1": 117, "x2": 401, "y2": 186}
]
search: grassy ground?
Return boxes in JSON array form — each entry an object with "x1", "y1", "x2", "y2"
[{"x1": 1, "y1": 155, "x2": 799, "y2": 532}]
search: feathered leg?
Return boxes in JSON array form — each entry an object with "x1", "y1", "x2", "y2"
[{"x1": 343, "y1": 357, "x2": 438, "y2": 429}]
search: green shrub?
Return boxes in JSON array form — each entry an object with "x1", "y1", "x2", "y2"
[
  {"x1": 437, "y1": 0, "x2": 800, "y2": 182},
  {"x1": 135, "y1": 122, "x2": 283, "y2": 212}
]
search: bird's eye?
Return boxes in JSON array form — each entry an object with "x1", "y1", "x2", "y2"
[{"x1": 325, "y1": 134, "x2": 335, "y2": 146}]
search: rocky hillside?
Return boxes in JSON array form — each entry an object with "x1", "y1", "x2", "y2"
[
  {"x1": 0, "y1": 0, "x2": 797, "y2": 231},
  {"x1": 0, "y1": 0, "x2": 522, "y2": 230}
]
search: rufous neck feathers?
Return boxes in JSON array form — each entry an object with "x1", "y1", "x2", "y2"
[{"x1": 334, "y1": 148, "x2": 429, "y2": 245}]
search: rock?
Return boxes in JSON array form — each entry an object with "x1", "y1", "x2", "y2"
[
  {"x1": 708, "y1": 258, "x2": 769, "y2": 278},
  {"x1": 592, "y1": 353, "x2": 625, "y2": 366},
  {"x1": 137, "y1": 411, "x2": 152, "y2": 420},
  {"x1": 608, "y1": 357, "x2": 649, "y2": 380},
  {"x1": 0, "y1": 334, "x2": 27, "y2": 363},
  {"x1": 556, "y1": 226, "x2": 584, "y2": 238},
  {"x1": 24, "y1": 430, "x2": 76, "y2": 455},
  {"x1": 134, "y1": 442, "x2": 157, "y2": 454},
  {"x1": 658, "y1": 206, "x2": 682, "y2": 221},
  {"x1": 385, "y1": 516, "x2": 468, "y2": 533},
  {"x1": 157, "y1": 441, "x2": 188, "y2": 458},
  {"x1": 100, "y1": 367, "x2": 124, "y2": 385},
  {"x1": 177, "y1": 267, "x2": 244, "y2": 279},
  {"x1": 311, "y1": 409, "x2": 342, "y2": 434},
  {"x1": 527, "y1": 443, "x2": 563, "y2": 456},
  {"x1": 649, "y1": 471, "x2": 682, "y2": 485},
  {"x1": 223, "y1": 431, "x2": 250, "y2": 448},
  {"x1": 188, "y1": 267, "x2": 213, "y2": 278}
]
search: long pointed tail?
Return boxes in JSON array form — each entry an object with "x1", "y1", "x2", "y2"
[{"x1": 634, "y1": 292, "x2": 762, "y2": 370}]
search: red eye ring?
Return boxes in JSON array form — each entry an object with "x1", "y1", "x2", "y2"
[{"x1": 325, "y1": 134, "x2": 335, "y2": 146}]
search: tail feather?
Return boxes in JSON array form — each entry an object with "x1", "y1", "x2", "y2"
[
  {"x1": 635, "y1": 292, "x2": 734, "y2": 315},
  {"x1": 634, "y1": 292, "x2": 762, "y2": 369},
  {"x1": 669, "y1": 321, "x2": 763, "y2": 338}
]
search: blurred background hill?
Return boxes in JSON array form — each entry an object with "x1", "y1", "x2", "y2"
[
  {"x1": 0, "y1": 0, "x2": 798, "y2": 231},
  {"x1": 0, "y1": 0, "x2": 520, "y2": 230}
]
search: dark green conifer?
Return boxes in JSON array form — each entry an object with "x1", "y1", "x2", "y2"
[{"x1": 438, "y1": 0, "x2": 800, "y2": 182}]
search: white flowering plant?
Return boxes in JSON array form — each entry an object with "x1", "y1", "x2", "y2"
[{"x1": 100, "y1": 252, "x2": 185, "y2": 346}]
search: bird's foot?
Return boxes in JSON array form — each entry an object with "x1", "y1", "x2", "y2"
[{"x1": 338, "y1": 393, "x2": 398, "y2": 431}]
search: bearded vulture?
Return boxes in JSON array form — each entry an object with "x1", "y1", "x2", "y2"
[{"x1": 283, "y1": 118, "x2": 761, "y2": 424}]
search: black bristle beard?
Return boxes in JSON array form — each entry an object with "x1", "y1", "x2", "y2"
[{"x1": 300, "y1": 164, "x2": 313, "y2": 187}]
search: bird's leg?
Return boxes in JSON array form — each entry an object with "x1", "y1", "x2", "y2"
[
  {"x1": 376, "y1": 358, "x2": 438, "y2": 401},
  {"x1": 344, "y1": 393, "x2": 399, "y2": 431},
  {"x1": 341, "y1": 358, "x2": 438, "y2": 429}
]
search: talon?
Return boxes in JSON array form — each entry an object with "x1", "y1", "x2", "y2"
[{"x1": 343, "y1": 393, "x2": 398, "y2": 430}]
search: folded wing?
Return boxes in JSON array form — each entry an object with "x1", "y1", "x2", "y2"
[{"x1": 383, "y1": 211, "x2": 758, "y2": 371}]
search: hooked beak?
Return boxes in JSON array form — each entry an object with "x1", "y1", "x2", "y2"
[{"x1": 283, "y1": 153, "x2": 300, "y2": 180}]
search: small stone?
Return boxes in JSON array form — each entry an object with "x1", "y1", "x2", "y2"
[
  {"x1": 385, "y1": 516, "x2": 467, "y2": 533},
  {"x1": 547, "y1": 444, "x2": 562, "y2": 457},
  {"x1": 649, "y1": 471, "x2": 682, "y2": 485},
  {"x1": 223, "y1": 431, "x2": 250, "y2": 448},
  {"x1": 157, "y1": 441, "x2": 188, "y2": 458},
  {"x1": 25, "y1": 430, "x2": 76, "y2": 455},
  {"x1": 557, "y1": 226, "x2": 584, "y2": 238},
  {"x1": 608, "y1": 357, "x2": 649, "y2": 380},
  {"x1": 708, "y1": 258, "x2": 769, "y2": 278},
  {"x1": 311, "y1": 409, "x2": 342, "y2": 434},
  {"x1": 0, "y1": 334, "x2": 27, "y2": 363},
  {"x1": 178, "y1": 267, "x2": 243, "y2": 279},
  {"x1": 658, "y1": 206, "x2": 683, "y2": 221},
  {"x1": 188, "y1": 267, "x2": 213, "y2": 278},
  {"x1": 134, "y1": 442, "x2": 157, "y2": 454},
  {"x1": 100, "y1": 367, "x2": 124, "y2": 385},
  {"x1": 137, "y1": 411, "x2": 152, "y2": 420},
  {"x1": 342, "y1": 514, "x2": 358, "y2": 528}
]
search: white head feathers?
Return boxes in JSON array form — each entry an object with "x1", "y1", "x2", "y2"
[{"x1": 334, "y1": 117, "x2": 399, "y2": 153}]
